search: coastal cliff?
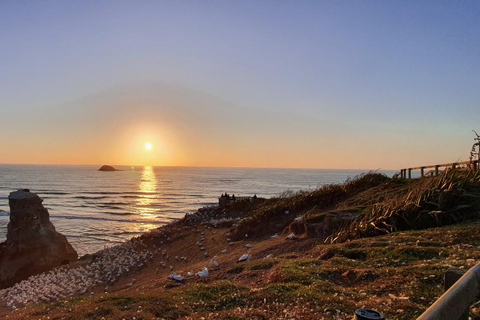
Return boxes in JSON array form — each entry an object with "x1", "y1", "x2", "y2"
[{"x1": 0, "y1": 190, "x2": 77, "y2": 288}]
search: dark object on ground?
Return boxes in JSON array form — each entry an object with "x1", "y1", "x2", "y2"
[
  {"x1": 354, "y1": 308, "x2": 385, "y2": 320},
  {"x1": 98, "y1": 165, "x2": 119, "y2": 171},
  {"x1": 0, "y1": 190, "x2": 78, "y2": 288}
]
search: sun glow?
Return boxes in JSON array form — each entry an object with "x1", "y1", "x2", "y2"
[{"x1": 145, "y1": 142, "x2": 152, "y2": 150}]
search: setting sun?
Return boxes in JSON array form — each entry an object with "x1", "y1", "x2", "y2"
[{"x1": 145, "y1": 142, "x2": 152, "y2": 151}]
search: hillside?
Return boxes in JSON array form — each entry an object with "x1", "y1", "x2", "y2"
[{"x1": 2, "y1": 170, "x2": 480, "y2": 320}]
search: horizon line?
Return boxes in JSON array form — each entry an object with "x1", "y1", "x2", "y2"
[{"x1": 0, "y1": 162, "x2": 397, "y2": 172}]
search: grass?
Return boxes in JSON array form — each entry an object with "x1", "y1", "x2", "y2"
[
  {"x1": 229, "y1": 173, "x2": 394, "y2": 240},
  {"x1": 229, "y1": 170, "x2": 480, "y2": 245},
  {"x1": 5, "y1": 169, "x2": 480, "y2": 320},
  {"x1": 249, "y1": 260, "x2": 277, "y2": 270},
  {"x1": 8, "y1": 221, "x2": 480, "y2": 320},
  {"x1": 333, "y1": 170, "x2": 480, "y2": 242}
]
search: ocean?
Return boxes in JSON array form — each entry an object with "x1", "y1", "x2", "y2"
[{"x1": 0, "y1": 165, "x2": 396, "y2": 255}]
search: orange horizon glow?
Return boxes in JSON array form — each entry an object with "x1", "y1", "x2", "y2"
[{"x1": 0, "y1": 113, "x2": 473, "y2": 170}]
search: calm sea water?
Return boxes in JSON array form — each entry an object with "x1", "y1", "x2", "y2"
[{"x1": 0, "y1": 165, "x2": 396, "y2": 255}]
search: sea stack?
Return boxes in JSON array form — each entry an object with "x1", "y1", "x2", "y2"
[
  {"x1": 0, "y1": 189, "x2": 78, "y2": 288},
  {"x1": 98, "y1": 165, "x2": 118, "y2": 171}
]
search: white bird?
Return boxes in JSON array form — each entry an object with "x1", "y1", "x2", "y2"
[
  {"x1": 197, "y1": 267, "x2": 209, "y2": 278},
  {"x1": 187, "y1": 271, "x2": 194, "y2": 277},
  {"x1": 238, "y1": 253, "x2": 251, "y2": 262},
  {"x1": 286, "y1": 233, "x2": 297, "y2": 240},
  {"x1": 168, "y1": 273, "x2": 184, "y2": 282},
  {"x1": 271, "y1": 233, "x2": 279, "y2": 238},
  {"x1": 221, "y1": 248, "x2": 228, "y2": 254},
  {"x1": 210, "y1": 259, "x2": 219, "y2": 268},
  {"x1": 245, "y1": 244, "x2": 253, "y2": 249}
]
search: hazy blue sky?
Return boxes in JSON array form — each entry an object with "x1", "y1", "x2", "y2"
[{"x1": 0, "y1": 1, "x2": 479, "y2": 169}]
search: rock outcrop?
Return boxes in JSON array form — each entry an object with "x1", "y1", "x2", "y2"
[
  {"x1": 0, "y1": 190, "x2": 78, "y2": 288},
  {"x1": 98, "y1": 165, "x2": 119, "y2": 171}
]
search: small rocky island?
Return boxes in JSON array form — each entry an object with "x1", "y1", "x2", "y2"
[
  {"x1": 0, "y1": 190, "x2": 78, "y2": 288},
  {"x1": 98, "y1": 165, "x2": 120, "y2": 171}
]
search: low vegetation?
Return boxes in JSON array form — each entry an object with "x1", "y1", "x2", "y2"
[
  {"x1": 230, "y1": 170, "x2": 480, "y2": 245},
  {"x1": 4, "y1": 169, "x2": 480, "y2": 319}
]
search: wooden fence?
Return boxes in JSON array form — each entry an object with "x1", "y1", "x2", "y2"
[{"x1": 399, "y1": 160, "x2": 479, "y2": 179}]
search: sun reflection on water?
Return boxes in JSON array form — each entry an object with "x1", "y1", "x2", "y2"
[{"x1": 136, "y1": 166, "x2": 158, "y2": 218}]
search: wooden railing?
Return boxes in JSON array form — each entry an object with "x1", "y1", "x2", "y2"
[
  {"x1": 399, "y1": 160, "x2": 479, "y2": 179},
  {"x1": 417, "y1": 263, "x2": 480, "y2": 320}
]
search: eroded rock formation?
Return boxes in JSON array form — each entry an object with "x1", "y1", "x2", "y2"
[{"x1": 0, "y1": 190, "x2": 78, "y2": 288}]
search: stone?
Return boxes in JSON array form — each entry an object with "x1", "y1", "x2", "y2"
[
  {"x1": 0, "y1": 190, "x2": 78, "y2": 288},
  {"x1": 98, "y1": 165, "x2": 119, "y2": 171}
]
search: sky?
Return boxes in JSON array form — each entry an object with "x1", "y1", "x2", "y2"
[{"x1": 0, "y1": 1, "x2": 479, "y2": 170}]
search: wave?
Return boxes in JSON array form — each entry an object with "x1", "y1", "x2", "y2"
[
  {"x1": 101, "y1": 211, "x2": 138, "y2": 216},
  {"x1": 119, "y1": 195, "x2": 146, "y2": 199},
  {"x1": 96, "y1": 205, "x2": 126, "y2": 210},
  {"x1": 51, "y1": 214, "x2": 173, "y2": 224},
  {"x1": 78, "y1": 191, "x2": 159, "y2": 195},
  {"x1": 85, "y1": 230, "x2": 144, "y2": 236},
  {"x1": 100, "y1": 201, "x2": 130, "y2": 206},
  {"x1": 38, "y1": 191, "x2": 71, "y2": 195},
  {"x1": 79, "y1": 236, "x2": 126, "y2": 243},
  {"x1": 73, "y1": 196, "x2": 110, "y2": 200},
  {"x1": 135, "y1": 203, "x2": 168, "y2": 208}
]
